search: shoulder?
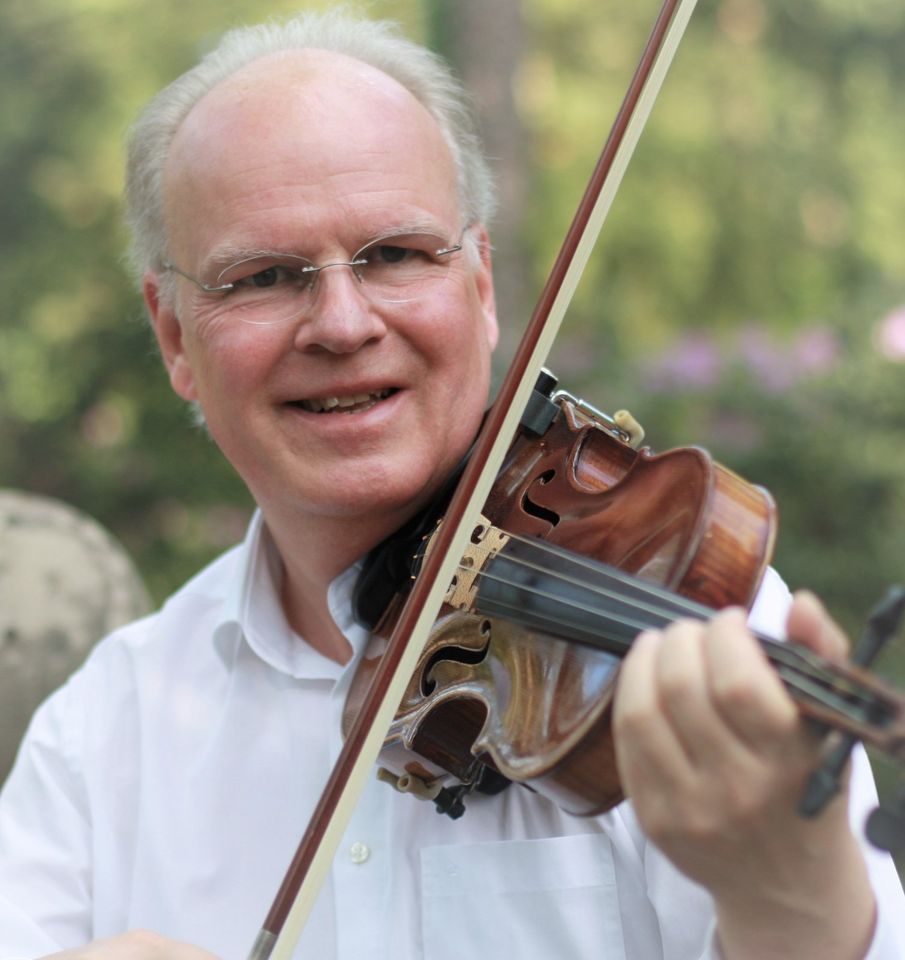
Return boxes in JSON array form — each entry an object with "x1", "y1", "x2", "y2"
[
  {"x1": 28, "y1": 541, "x2": 248, "y2": 748},
  {"x1": 1, "y1": 543, "x2": 251, "y2": 818},
  {"x1": 88, "y1": 540, "x2": 244, "y2": 662}
]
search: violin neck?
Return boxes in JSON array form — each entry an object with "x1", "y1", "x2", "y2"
[{"x1": 471, "y1": 535, "x2": 905, "y2": 763}]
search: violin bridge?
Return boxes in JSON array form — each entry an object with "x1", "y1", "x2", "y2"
[{"x1": 443, "y1": 516, "x2": 510, "y2": 612}]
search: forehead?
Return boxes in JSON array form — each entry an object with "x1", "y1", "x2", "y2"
[{"x1": 164, "y1": 50, "x2": 460, "y2": 261}]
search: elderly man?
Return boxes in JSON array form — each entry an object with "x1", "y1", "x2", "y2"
[{"x1": 1, "y1": 10, "x2": 903, "y2": 960}]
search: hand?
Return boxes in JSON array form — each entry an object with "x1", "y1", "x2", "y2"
[
  {"x1": 40, "y1": 930, "x2": 220, "y2": 959},
  {"x1": 612, "y1": 590, "x2": 875, "y2": 960}
]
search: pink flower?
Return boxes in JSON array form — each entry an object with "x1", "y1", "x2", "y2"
[
  {"x1": 793, "y1": 326, "x2": 840, "y2": 374},
  {"x1": 735, "y1": 326, "x2": 794, "y2": 392},
  {"x1": 874, "y1": 306, "x2": 905, "y2": 361},
  {"x1": 641, "y1": 334, "x2": 721, "y2": 392}
]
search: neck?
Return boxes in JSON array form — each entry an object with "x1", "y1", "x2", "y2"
[
  {"x1": 260, "y1": 503, "x2": 413, "y2": 665},
  {"x1": 280, "y1": 569, "x2": 353, "y2": 665}
]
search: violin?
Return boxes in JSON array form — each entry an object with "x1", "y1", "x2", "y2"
[{"x1": 347, "y1": 372, "x2": 905, "y2": 821}]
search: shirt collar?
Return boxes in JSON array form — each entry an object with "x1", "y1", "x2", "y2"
[{"x1": 212, "y1": 510, "x2": 370, "y2": 681}]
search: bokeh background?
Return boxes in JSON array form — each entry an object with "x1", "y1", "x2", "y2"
[{"x1": 3, "y1": 0, "x2": 905, "y2": 863}]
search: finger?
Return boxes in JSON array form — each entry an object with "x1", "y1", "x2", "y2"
[
  {"x1": 785, "y1": 589, "x2": 849, "y2": 661},
  {"x1": 613, "y1": 628, "x2": 693, "y2": 796},
  {"x1": 653, "y1": 617, "x2": 751, "y2": 770},
  {"x1": 703, "y1": 607, "x2": 800, "y2": 753}
]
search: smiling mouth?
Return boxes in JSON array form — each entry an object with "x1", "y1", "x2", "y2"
[{"x1": 295, "y1": 388, "x2": 396, "y2": 414}]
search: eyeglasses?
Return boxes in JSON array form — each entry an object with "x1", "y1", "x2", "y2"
[{"x1": 163, "y1": 230, "x2": 465, "y2": 326}]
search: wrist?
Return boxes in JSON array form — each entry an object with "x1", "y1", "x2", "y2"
[{"x1": 714, "y1": 829, "x2": 875, "y2": 960}]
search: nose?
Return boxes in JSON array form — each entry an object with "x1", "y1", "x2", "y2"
[{"x1": 293, "y1": 263, "x2": 388, "y2": 355}]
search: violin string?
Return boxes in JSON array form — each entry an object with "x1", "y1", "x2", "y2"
[
  {"x1": 472, "y1": 562, "x2": 674, "y2": 643},
  {"x1": 440, "y1": 530, "x2": 883, "y2": 721},
  {"x1": 417, "y1": 525, "x2": 884, "y2": 717},
  {"x1": 471, "y1": 527, "x2": 846, "y2": 680},
  {"x1": 504, "y1": 526, "x2": 713, "y2": 616},
  {"x1": 464, "y1": 526, "x2": 715, "y2": 633},
  {"x1": 427, "y1": 524, "x2": 711, "y2": 628},
  {"x1": 427, "y1": 527, "x2": 721, "y2": 649},
  {"x1": 464, "y1": 559, "x2": 880, "y2": 723}
]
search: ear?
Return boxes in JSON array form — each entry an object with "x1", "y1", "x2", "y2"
[
  {"x1": 470, "y1": 224, "x2": 499, "y2": 351},
  {"x1": 143, "y1": 271, "x2": 199, "y2": 402}
]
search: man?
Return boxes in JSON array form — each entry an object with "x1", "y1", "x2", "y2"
[{"x1": 1, "y1": 10, "x2": 903, "y2": 959}]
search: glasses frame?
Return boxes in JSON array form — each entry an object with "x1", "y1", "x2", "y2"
[{"x1": 162, "y1": 230, "x2": 465, "y2": 298}]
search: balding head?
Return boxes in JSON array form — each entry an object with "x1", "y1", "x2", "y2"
[
  {"x1": 125, "y1": 11, "x2": 495, "y2": 287},
  {"x1": 161, "y1": 49, "x2": 462, "y2": 279}
]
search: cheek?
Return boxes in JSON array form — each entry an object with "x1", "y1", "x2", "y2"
[
  {"x1": 184, "y1": 323, "x2": 280, "y2": 403},
  {"x1": 424, "y1": 288, "x2": 494, "y2": 367},
  {"x1": 422, "y1": 307, "x2": 494, "y2": 437}
]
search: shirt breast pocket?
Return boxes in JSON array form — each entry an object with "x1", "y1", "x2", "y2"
[{"x1": 420, "y1": 833, "x2": 627, "y2": 960}]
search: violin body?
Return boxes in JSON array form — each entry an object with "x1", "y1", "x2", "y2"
[{"x1": 345, "y1": 386, "x2": 777, "y2": 815}]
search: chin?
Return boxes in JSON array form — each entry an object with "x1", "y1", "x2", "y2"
[{"x1": 277, "y1": 471, "x2": 427, "y2": 524}]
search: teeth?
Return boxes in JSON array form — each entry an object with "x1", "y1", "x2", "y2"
[{"x1": 300, "y1": 389, "x2": 391, "y2": 413}]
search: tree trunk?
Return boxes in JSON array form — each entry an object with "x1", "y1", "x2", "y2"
[{"x1": 428, "y1": 0, "x2": 529, "y2": 369}]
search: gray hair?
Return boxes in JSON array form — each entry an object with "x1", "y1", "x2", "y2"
[{"x1": 123, "y1": 8, "x2": 496, "y2": 281}]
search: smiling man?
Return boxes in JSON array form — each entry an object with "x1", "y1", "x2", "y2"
[
  {"x1": 0, "y1": 10, "x2": 903, "y2": 960},
  {"x1": 146, "y1": 45, "x2": 498, "y2": 667}
]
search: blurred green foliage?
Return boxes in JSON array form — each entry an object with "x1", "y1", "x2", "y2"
[
  {"x1": 3, "y1": 0, "x2": 905, "y2": 840},
  {"x1": 1, "y1": 0, "x2": 425, "y2": 599},
  {"x1": 528, "y1": 0, "x2": 905, "y2": 640}
]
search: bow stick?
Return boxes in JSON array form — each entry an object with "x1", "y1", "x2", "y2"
[{"x1": 248, "y1": 1, "x2": 699, "y2": 956}]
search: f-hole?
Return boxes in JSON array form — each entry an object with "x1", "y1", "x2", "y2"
[
  {"x1": 421, "y1": 620, "x2": 493, "y2": 697},
  {"x1": 521, "y1": 469, "x2": 561, "y2": 527}
]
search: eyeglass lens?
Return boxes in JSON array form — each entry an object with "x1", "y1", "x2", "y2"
[{"x1": 211, "y1": 232, "x2": 461, "y2": 325}]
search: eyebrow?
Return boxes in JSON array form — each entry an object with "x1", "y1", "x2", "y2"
[{"x1": 200, "y1": 246, "x2": 291, "y2": 276}]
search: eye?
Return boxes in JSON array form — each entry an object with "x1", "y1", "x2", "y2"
[
  {"x1": 371, "y1": 244, "x2": 412, "y2": 265},
  {"x1": 234, "y1": 264, "x2": 303, "y2": 288},
  {"x1": 246, "y1": 266, "x2": 281, "y2": 288},
  {"x1": 358, "y1": 234, "x2": 443, "y2": 271},
  {"x1": 218, "y1": 257, "x2": 311, "y2": 291}
]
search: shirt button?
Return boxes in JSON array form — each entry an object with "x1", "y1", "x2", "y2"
[{"x1": 349, "y1": 841, "x2": 370, "y2": 864}]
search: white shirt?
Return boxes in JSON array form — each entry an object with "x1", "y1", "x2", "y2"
[{"x1": 0, "y1": 511, "x2": 902, "y2": 960}]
